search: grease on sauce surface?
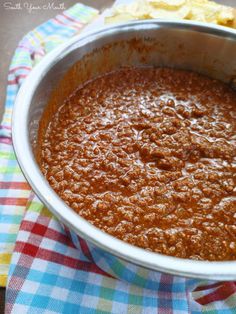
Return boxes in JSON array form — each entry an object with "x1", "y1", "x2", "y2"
[{"x1": 40, "y1": 67, "x2": 236, "y2": 261}]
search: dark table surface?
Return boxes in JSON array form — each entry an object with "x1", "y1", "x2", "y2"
[{"x1": 0, "y1": 0, "x2": 234, "y2": 313}]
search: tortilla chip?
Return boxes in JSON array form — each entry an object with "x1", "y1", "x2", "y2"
[{"x1": 105, "y1": 0, "x2": 235, "y2": 28}]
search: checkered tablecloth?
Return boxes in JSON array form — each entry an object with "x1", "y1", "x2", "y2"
[{"x1": 1, "y1": 2, "x2": 236, "y2": 313}]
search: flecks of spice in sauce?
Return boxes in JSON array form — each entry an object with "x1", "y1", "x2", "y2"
[{"x1": 40, "y1": 67, "x2": 236, "y2": 261}]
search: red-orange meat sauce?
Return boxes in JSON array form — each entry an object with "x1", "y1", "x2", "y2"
[{"x1": 39, "y1": 67, "x2": 236, "y2": 261}]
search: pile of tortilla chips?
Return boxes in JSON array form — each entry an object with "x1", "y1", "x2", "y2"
[{"x1": 105, "y1": 0, "x2": 235, "y2": 27}]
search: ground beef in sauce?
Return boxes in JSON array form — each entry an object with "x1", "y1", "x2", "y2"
[{"x1": 40, "y1": 67, "x2": 236, "y2": 261}]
